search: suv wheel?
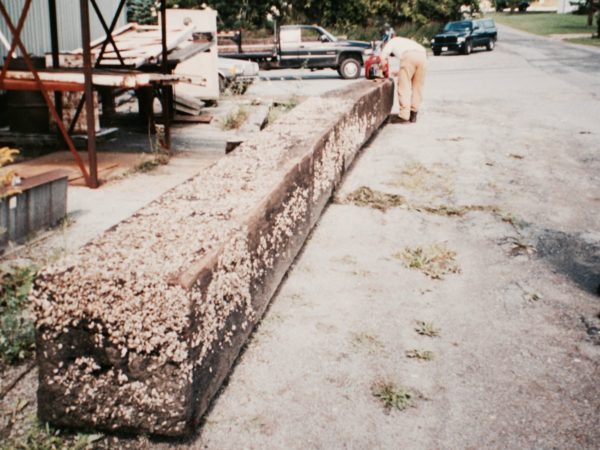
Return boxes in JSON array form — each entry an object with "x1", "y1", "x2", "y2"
[
  {"x1": 433, "y1": 48, "x2": 442, "y2": 56},
  {"x1": 462, "y1": 41, "x2": 472, "y2": 55},
  {"x1": 339, "y1": 58, "x2": 361, "y2": 80},
  {"x1": 486, "y1": 39, "x2": 495, "y2": 51}
]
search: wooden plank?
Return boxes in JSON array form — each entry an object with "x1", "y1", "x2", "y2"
[
  {"x1": 174, "y1": 103, "x2": 201, "y2": 115},
  {"x1": 173, "y1": 113, "x2": 213, "y2": 123}
]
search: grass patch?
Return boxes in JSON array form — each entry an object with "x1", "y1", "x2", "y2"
[
  {"x1": 396, "y1": 161, "x2": 453, "y2": 196},
  {"x1": 266, "y1": 96, "x2": 301, "y2": 126},
  {"x1": 221, "y1": 107, "x2": 249, "y2": 130},
  {"x1": 132, "y1": 153, "x2": 170, "y2": 174},
  {"x1": 405, "y1": 349, "x2": 435, "y2": 361},
  {"x1": 415, "y1": 321, "x2": 440, "y2": 338},
  {"x1": 413, "y1": 203, "x2": 500, "y2": 217},
  {"x1": 500, "y1": 236, "x2": 537, "y2": 257},
  {"x1": 372, "y1": 381, "x2": 415, "y2": 412},
  {"x1": 351, "y1": 332, "x2": 385, "y2": 353},
  {"x1": 0, "y1": 266, "x2": 37, "y2": 366},
  {"x1": 490, "y1": 11, "x2": 594, "y2": 35},
  {"x1": 0, "y1": 418, "x2": 102, "y2": 450},
  {"x1": 342, "y1": 186, "x2": 406, "y2": 212},
  {"x1": 565, "y1": 37, "x2": 600, "y2": 47},
  {"x1": 342, "y1": 185, "x2": 504, "y2": 218},
  {"x1": 395, "y1": 243, "x2": 461, "y2": 280},
  {"x1": 516, "y1": 283, "x2": 543, "y2": 302}
]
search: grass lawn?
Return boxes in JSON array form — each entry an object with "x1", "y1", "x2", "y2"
[
  {"x1": 489, "y1": 11, "x2": 595, "y2": 35},
  {"x1": 565, "y1": 37, "x2": 600, "y2": 46}
]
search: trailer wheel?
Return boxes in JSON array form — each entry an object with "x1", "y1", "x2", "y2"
[{"x1": 339, "y1": 58, "x2": 361, "y2": 80}]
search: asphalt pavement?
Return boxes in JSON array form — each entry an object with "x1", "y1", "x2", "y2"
[{"x1": 189, "y1": 25, "x2": 600, "y2": 449}]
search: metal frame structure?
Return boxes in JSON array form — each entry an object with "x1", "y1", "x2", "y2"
[{"x1": 0, "y1": 0, "x2": 171, "y2": 188}]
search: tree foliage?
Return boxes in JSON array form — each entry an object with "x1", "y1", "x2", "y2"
[{"x1": 154, "y1": 0, "x2": 479, "y2": 29}]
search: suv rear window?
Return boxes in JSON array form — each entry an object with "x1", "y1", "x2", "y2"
[
  {"x1": 443, "y1": 21, "x2": 473, "y2": 32},
  {"x1": 480, "y1": 19, "x2": 496, "y2": 29}
]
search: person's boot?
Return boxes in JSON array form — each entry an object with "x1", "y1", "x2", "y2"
[
  {"x1": 389, "y1": 115, "x2": 411, "y2": 124},
  {"x1": 410, "y1": 111, "x2": 418, "y2": 123}
]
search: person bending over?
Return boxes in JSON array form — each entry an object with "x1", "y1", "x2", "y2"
[{"x1": 381, "y1": 36, "x2": 427, "y2": 124}]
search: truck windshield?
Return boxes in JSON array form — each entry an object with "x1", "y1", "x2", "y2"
[{"x1": 443, "y1": 21, "x2": 472, "y2": 32}]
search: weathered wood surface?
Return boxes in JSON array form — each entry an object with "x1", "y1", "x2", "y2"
[{"x1": 31, "y1": 80, "x2": 394, "y2": 437}]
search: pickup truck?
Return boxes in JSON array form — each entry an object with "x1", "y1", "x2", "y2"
[{"x1": 219, "y1": 25, "x2": 374, "y2": 79}]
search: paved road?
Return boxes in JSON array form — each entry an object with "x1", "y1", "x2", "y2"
[
  {"x1": 496, "y1": 24, "x2": 600, "y2": 97},
  {"x1": 188, "y1": 26, "x2": 600, "y2": 449}
]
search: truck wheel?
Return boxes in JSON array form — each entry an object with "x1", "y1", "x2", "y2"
[
  {"x1": 339, "y1": 58, "x2": 361, "y2": 80},
  {"x1": 486, "y1": 39, "x2": 495, "y2": 51},
  {"x1": 433, "y1": 48, "x2": 442, "y2": 56},
  {"x1": 461, "y1": 41, "x2": 472, "y2": 55}
]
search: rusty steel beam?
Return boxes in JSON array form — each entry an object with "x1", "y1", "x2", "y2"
[
  {"x1": 0, "y1": 79, "x2": 84, "y2": 91},
  {"x1": 0, "y1": 0, "x2": 32, "y2": 83},
  {"x1": 48, "y1": 0, "x2": 63, "y2": 119},
  {"x1": 0, "y1": 1, "x2": 92, "y2": 187},
  {"x1": 80, "y1": 0, "x2": 99, "y2": 188},
  {"x1": 67, "y1": 96, "x2": 87, "y2": 135},
  {"x1": 90, "y1": 0, "x2": 126, "y2": 67}
]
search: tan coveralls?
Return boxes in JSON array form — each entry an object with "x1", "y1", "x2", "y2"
[{"x1": 380, "y1": 37, "x2": 427, "y2": 121}]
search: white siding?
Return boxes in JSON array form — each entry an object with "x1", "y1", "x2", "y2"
[{"x1": 0, "y1": 0, "x2": 127, "y2": 62}]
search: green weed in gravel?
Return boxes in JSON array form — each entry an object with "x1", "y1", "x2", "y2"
[
  {"x1": 266, "y1": 96, "x2": 301, "y2": 125},
  {"x1": 351, "y1": 332, "x2": 385, "y2": 353},
  {"x1": 372, "y1": 381, "x2": 414, "y2": 412},
  {"x1": 395, "y1": 243, "x2": 461, "y2": 280},
  {"x1": 415, "y1": 321, "x2": 440, "y2": 338},
  {"x1": 221, "y1": 107, "x2": 249, "y2": 130},
  {"x1": 0, "y1": 417, "x2": 102, "y2": 450},
  {"x1": 0, "y1": 266, "x2": 37, "y2": 365},
  {"x1": 405, "y1": 349, "x2": 434, "y2": 361}
]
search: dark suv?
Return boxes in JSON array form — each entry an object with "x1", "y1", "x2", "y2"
[
  {"x1": 431, "y1": 19, "x2": 497, "y2": 56},
  {"x1": 495, "y1": 0, "x2": 530, "y2": 12}
]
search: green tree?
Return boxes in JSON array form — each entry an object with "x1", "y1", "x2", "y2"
[
  {"x1": 128, "y1": 0, "x2": 480, "y2": 30},
  {"x1": 127, "y1": 0, "x2": 160, "y2": 24}
]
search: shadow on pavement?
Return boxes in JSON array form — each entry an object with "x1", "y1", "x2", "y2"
[{"x1": 536, "y1": 229, "x2": 600, "y2": 296}]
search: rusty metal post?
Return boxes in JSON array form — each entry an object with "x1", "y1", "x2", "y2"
[
  {"x1": 90, "y1": 0, "x2": 126, "y2": 67},
  {"x1": 48, "y1": 0, "x2": 62, "y2": 120},
  {"x1": 0, "y1": 1, "x2": 92, "y2": 187},
  {"x1": 160, "y1": 0, "x2": 171, "y2": 151},
  {"x1": 0, "y1": 0, "x2": 32, "y2": 82},
  {"x1": 79, "y1": 0, "x2": 99, "y2": 188}
]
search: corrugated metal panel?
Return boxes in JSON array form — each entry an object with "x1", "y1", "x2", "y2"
[{"x1": 0, "y1": 0, "x2": 127, "y2": 62}]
